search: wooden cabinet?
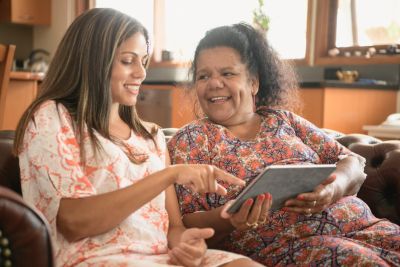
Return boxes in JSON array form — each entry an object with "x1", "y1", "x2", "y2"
[
  {"x1": 0, "y1": 0, "x2": 51, "y2": 26},
  {"x1": 298, "y1": 87, "x2": 398, "y2": 134},
  {"x1": 138, "y1": 84, "x2": 196, "y2": 128},
  {"x1": 1, "y1": 72, "x2": 42, "y2": 130}
]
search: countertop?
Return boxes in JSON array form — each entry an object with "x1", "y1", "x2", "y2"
[
  {"x1": 10, "y1": 71, "x2": 45, "y2": 81},
  {"x1": 300, "y1": 80, "x2": 399, "y2": 90}
]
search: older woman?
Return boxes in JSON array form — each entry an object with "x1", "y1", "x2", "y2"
[{"x1": 168, "y1": 23, "x2": 400, "y2": 266}]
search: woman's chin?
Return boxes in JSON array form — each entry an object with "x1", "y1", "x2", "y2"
[{"x1": 206, "y1": 115, "x2": 232, "y2": 125}]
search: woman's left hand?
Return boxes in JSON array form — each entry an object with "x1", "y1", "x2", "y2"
[
  {"x1": 283, "y1": 174, "x2": 337, "y2": 215},
  {"x1": 168, "y1": 228, "x2": 213, "y2": 267}
]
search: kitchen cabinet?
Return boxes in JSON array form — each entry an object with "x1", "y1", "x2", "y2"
[
  {"x1": 0, "y1": 0, "x2": 51, "y2": 26},
  {"x1": 137, "y1": 84, "x2": 197, "y2": 128},
  {"x1": 0, "y1": 71, "x2": 42, "y2": 130},
  {"x1": 299, "y1": 87, "x2": 398, "y2": 134}
]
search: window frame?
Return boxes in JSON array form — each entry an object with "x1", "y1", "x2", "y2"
[{"x1": 314, "y1": 0, "x2": 400, "y2": 65}]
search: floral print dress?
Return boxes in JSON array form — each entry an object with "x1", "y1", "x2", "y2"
[
  {"x1": 168, "y1": 107, "x2": 400, "y2": 266},
  {"x1": 19, "y1": 101, "x2": 246, "y2": 267}
]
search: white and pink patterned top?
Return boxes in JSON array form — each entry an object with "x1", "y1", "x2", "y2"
[{"x1": 19, "y1": 101, "x2": 244, "y2": 267}]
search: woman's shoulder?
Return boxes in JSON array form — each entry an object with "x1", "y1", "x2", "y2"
[
  {"x1": 29, "y1": 100, "x2": 74, "y2": 131},
  {"x1": 141, "y1": 120, "x2": 160, "y2": 133},
  {"x1": 175, "y1": 119, "x2": 214, "y2": 135},
  {"x1": 257, "y1": 106, "x2": 294, "y2": 119},
  {"x1": 167, "y1": 119, "x2": 211, "y2": 144},
  {"x1": 34, "y1": 100, "x2": 69, "y2": 117}
]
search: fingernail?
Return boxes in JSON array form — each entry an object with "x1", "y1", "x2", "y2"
[
  {"x1": 265, "y1": 193, "x2": 270, "y2": 199},
  {"x1": 258, "y1": 194, "x2": 265, "y2": 201},
  {"x1": 246, "y1": 199, "x2": 253, "y2": 205}
]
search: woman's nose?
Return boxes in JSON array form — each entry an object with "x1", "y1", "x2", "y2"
[
  {"x1": 132, "y1": 63, "x2": 146, "y2": 79},
  {"x1": 208, "y1": 76, "x2": 224, "y2": 89}
]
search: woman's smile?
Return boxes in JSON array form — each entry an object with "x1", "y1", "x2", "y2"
[
  {"x1": 124, "y1": 83, "x2": 140, "y2": 95},
  {"x1": 208, "y1": 96, "x2": 232, "y2": 103}
]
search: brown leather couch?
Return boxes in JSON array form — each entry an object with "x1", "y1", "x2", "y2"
[
  {"x1": 0, "y1": 129, "x2": 399, "y2": 266},
  {"x1": 324, "y1": 130, "x2": 400, "y2": 225},
  {"x1": 0, "y1": 130, "x2": 54, "y2": 267}
]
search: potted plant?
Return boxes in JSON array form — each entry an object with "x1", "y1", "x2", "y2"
[{"x1": 253, "y1": 0, "x2": 270, "y2": 35}]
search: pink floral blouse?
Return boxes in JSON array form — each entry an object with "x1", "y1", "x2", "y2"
[{"x1": 19, "y1": 101, "x2": 244, "y2": 267}]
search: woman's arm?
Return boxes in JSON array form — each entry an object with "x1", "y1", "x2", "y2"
[
  {"x1": 330, "y1": 153, "x2": 366, "y2": 200},
  {"x1": 165, "y1": 154, "x2": 214, "y2": 267},
  {"x1": 58, "y1": 163, "x2": 244, "y2": 242},
  {"x1": 284, "y1": 154, "x2": 366, "y2": 214},
  {"x1": 58, "y1": 166, "x2": 175, "y2": 242},
  {"x1": 181, "y1": 207, "x2": 234, "y2": 247}
]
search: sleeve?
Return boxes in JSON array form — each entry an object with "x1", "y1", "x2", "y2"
[
  {"x1": 280, "y1": 110, "x2": 353, "y2": 164},
  {"x1": 167, "y1": 123, "x2": 212, "y2": 214},
  {"x1": 19, "y1": 101, "x2": 96, "y2": 227}
]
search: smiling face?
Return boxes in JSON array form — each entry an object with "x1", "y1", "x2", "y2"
[
  {"x1": 110, "y1": 32, "x2": 148, "y2": 106},
  {"x1": 195, "y1": 46, "x2": 259, "y2": 126}
]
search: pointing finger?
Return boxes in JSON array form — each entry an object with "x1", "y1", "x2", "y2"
[{"x1": 213, "y1": 167, "x2": 245, "y2": 186}]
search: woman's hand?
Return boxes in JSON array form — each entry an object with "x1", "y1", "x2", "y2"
[
  {"x1": 168, "y1": 228, "x2": 214, "y2": 267},
  {"x1": 221, "y1": 193, "x2": 272, "y2": 230},
  {"x1": 283, "y1": 174, "x2": 337, "y2": 215},
  {"x1": 171, "y1": 164, "x2": 245, "y2": 195}
]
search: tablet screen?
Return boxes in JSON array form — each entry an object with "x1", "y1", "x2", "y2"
[{"x1": 226, "y1": 164, "x2": 336, "y2": 214}]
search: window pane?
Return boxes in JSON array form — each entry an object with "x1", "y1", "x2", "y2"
[
  {"x1": 95, "y1": 0, "x2": 154, "y2": 38},
  {"x1": 336, "y1": 0, "x2": 400, "y2": 47},
  {"x1": 263, "y1": 0, "x2": 308, "y2": 59},
  {"x1": 164, "y1": 0, "x2": 308, "y2": 60}
]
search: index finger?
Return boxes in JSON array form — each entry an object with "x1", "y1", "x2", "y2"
[{"x1": 213, "y1": 167, "x2": 245, "y2": 186}]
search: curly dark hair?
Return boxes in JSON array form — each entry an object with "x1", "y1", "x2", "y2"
[{"x1": 190, "y1": 22, "x2": 300, "y2": 110}]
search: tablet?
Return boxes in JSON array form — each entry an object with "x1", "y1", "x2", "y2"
[{"x1": 226, "y1": 164, "x2": 336, "y2": 214}]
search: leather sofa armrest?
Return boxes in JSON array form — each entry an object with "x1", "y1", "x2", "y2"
[
  {"x1": 334, "y1": 133, "x2": 400, "y2": 225},
  {"x1": 0, "y1": 186, "x2": 54, "y2": 267}
]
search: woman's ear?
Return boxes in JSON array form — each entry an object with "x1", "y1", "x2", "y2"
[{"x1": 251, "y1": 76, "x2": 259, "y2": 96}]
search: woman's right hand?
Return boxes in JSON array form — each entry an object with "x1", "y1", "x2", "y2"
[
  {"x1": 170, "y1": 164, "x2": 245, "y2": 196},
  {"x1": 221, "y1": 193, "x2": 272, "y2": 230}
]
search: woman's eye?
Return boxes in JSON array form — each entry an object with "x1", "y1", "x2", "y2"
[
  {"x1": 121, "y1": 59, "x2": 133, "y2": 65},
  {"x1": 223, "y1": 72, "x2": 234, "y2": 77},
  {"x1": 196, "y1": 74, "x2": 208, "y2": 81}
]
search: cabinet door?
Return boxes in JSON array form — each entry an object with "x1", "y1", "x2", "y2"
[
  {"x1": 0, "y1": 0, "x2": 51, "y2": 25},
  {"x1": 323, "y1": 88, "x2": 397, "y2": 134},
  {"x1": 298, "y1": 88, "x2": 324, "y2": 127},
  {"x1": 1, "y1": 79, "x2": 38, "y2": 130}
]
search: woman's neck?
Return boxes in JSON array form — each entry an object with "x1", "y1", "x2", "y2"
[{"x1": 109, "y1": 104, "x2": 131, "y2": 140}]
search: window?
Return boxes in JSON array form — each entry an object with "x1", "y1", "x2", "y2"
[
  {"x1": 336, "y1": 0, "x2": 400, "y2": 47},
  {"x1": 314, "y1": 0, "x2": 400, "y2": 65},
  {"x1": 163, "y1": 0, "x2": 309, "y2": 61},
  {"x1": 95, "y1": 0, "x2": 154, "y2": 39},
  {"x1": 93, "y1": 0, "x2": 310, "y2": 63}
]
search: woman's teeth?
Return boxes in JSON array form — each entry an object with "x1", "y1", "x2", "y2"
[
  {"x1": 210, "y1": 96, "x2": 230, "y2": 102},
  {"x1": 125, "y1": 85, "x2": 139, "y2": 93}
]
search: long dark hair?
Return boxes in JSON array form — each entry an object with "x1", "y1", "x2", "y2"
[
  {"x1": 190, "y1": 22, "x2": 299, "y2": 110},
  {"x1": 14, "y1": 8, "x2": 155, "y2": 163}
]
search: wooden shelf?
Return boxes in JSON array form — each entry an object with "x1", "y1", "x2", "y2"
[{"x1": 315, "y1": 55, "x2": 400, "y2": 66}]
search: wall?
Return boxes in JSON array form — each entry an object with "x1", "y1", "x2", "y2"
[
  {"x1": 0, "y1": 0, "x2": 74, "y2": 65},
  {"x1": 33, "y1": 0, "x2": 75, "y2": 58},
  {"x1": 0, "y1": 23, "x2": 32, "y2": 60}
]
